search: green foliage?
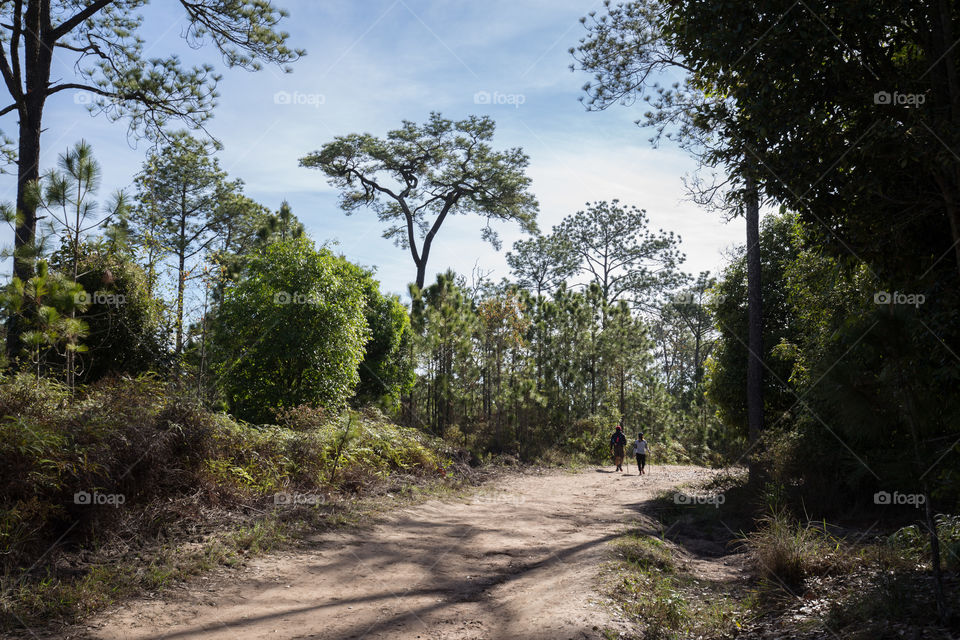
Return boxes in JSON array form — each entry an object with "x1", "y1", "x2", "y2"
[
  {"x1": 608, "y1": 529, "x2": 749, "y2": 640},
  {"x1": 353, "y1": 271, "x2": 414, "y2": 408},
  {"x1": 49, "y1": 243, "x2": 168, "y2": 382},
  {"x1": 705, "y1": 213, "x2": 802, "y2": 439},
  {"x1": 209, "y1": 237, "x2": 369, "y2": 423},
  {"x1": 131, "y1": 132, "x2": 239, "y2": 355},
  {"x1": 37, "y1": 140, "x2": 128, "y2": 279},
  {"x1": 616, "y1": 532, "x2": 676, "y2": 573},
  {"x1": 0, "y1": 374, "x2": 448, "y2": 571},
  {"x1": 889, "y1": 515, "x2": 960, "y2": 571},
  {"x1": 555, "y1": 199, "x2": 684, "y2": 310},
  {"x1": 745, "y1": 509, "x2": 846, "y2": 589},
  {"x1": 0, "y1": 374, "x2": 448, "y2": 630},
  {"x1": 506, "y1": 233, "x2": 578, "y2": 298},
  {"x1": 205, "y1": 408, "x2": 446, "y2": 494},
  {"x1": 405, "y1": 250, "x2": 716, "y2": 463},
  {"x1": 3, "y1": 1, "x2": 304, "y2": 351},
  {"x1": 0, "y1": 260, "x2": 89, "y2": 380},
  {"x1": 6, "y1": 1, "x2": 304, "y2": 140}
]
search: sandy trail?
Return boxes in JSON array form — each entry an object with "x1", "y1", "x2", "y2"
[{"x1": 83, "y1": 465, "x2": 712, "y2": 640}]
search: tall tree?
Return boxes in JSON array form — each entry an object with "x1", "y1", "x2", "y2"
[
  {"x1": 132, "y1": 132, "x2": 233, "y2": 361},
  {"x1": 299, "y1": 112, "x2": 539, "y2": 289},
  {"x1": 38, "y1": 141, "x2": 126, "y2": 283},
  {"x1": 556, "y1": 199, "x2": 683, "y2": 318},
  {"x1": 661, "y1": 0, "x2": 960, "y2": 283},
  {"x1": 668, "y1": 271, "x2": 717, "y2": 390},
  {"x1": 1, "y1": 0, "x2": 302, "y2": 359},
  {"x1": 409, "y1": 270, "x2": 477, "y2": 436},
  {"x1": 506, "y1": 233, "x2": 578, "y2": 298},
  {"x1": 36, "y1": 140, "x2": 126, "y2": 388},
  {"x1": 743, "y1": 170, "x2": 764, "y2": 482}
]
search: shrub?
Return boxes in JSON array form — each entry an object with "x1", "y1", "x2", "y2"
[
  {"x1": 52, "y1": 244, "x2": 169, "y2": 382},
  {"x1": 352, "y1": 270, "x2": 415, "y2": 408},
  {"x1": 209, "y1": 237, "x2": 369, "y2": 423}
]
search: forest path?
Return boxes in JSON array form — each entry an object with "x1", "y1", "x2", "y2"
[{"x1": 83, "y1": 465, "x2": 714, "y2": 640}]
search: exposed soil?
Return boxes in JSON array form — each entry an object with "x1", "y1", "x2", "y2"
[{"x1": 66, "y1": 465, "x2": 719, "y2": 640}]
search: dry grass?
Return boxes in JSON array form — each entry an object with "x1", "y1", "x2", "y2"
[{"x1": 743, "y1": 508, "x2": 848, "y2": 590}]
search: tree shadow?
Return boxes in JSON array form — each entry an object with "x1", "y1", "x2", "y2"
[{"x1": 124, "y1": 519, "x2": 621, "y2": 640}]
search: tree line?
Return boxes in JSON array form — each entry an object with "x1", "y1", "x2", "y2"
[
  {"x1": 571, "y1": 0, "x2": 960, "y2": 618},
  {"x1": 1, "y1": 117, "x2": 724, "y2": 470}
]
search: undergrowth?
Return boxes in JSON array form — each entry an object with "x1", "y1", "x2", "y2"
[{"x1": 0, "y1": 372, "x2": 456, "y2": 631}]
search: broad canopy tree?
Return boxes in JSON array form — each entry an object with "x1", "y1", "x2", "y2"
[
  {"x1": 299, "y1": 112, "x2": 539, "y2": 289},
  {"x1": 1, "y1": 0, "x2": 303, "y2": 359}
]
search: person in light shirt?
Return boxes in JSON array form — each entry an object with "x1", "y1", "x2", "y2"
[{"x1": 632, "y1": 433, "x2": 649, "y2": 475}]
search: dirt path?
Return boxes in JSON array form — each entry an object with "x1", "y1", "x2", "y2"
[{"x1": 82, "y1": 465, "x2": 714, "y2": 640}]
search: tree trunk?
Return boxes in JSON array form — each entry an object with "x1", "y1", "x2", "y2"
[
  {"x1": 898, "y1": 362, "x2": 950, "y2": 622},
  {"x1": 935, "y1": 175, "x2": 960, "y2": 279},
  {"x1": 198, "y1": 283, "x2": 209, "y2": 397},
  {"x1": 745, "y1": 169, "x2": 765, "y2": 486},
  {"x1": 176, "y1": 251, "x2": 186, "y2": 356},
  {"x1": 175, "y1": 189, "x2": 188, "y2": 373},
  {"x1": 8, "y1": 103, "x2": 44, "y2": 360},
  {"x1": 928, "y1": 0, "x2": 960, "y2": 279},
  {"x1": 415, "y1": 261, "x2": 426, "y2": 290},
  {"x1": 7, "y1": 1, "x2": 53, "y2": 362}
]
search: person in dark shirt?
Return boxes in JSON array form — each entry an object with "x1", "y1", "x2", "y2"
[{"x1": 609, "y1": 424, "x2": 627, "y2": 472}]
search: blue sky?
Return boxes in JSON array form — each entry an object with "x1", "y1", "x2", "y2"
[{"x1": 0, "y1": 0, "x2": 744, "y2": 298}]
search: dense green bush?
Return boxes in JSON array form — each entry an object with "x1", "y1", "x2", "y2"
[
  {"x1": 209, "y1": 238, "x2": 369, "y2": 423},
  {"x1": 889, "y1": 515, "x2": 960, "y2": 572},
  {"x1": 352, "y1": 268, "x2": 414, "y2": 408},
  {"x1": 49, "y1": 243, "x2": 168, "y2": 382}
]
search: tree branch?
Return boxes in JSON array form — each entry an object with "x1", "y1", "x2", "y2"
[
  {"x1": 50, "y1": 0, "x2": 114, "y2": 41},
  {"x1": 46, "y1": 81, "x2": 116, "y2": 99},
  {"x1": 10, "y1": 0, "x2": 22, "y2": 93}
]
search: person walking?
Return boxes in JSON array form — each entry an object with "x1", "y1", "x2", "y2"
[
  {"x1": 610, "y1": 425, "x2": 627, "y2": 472},
  {"x1": 633, "y1": 432, "x2": 649, "y2": 475}
]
